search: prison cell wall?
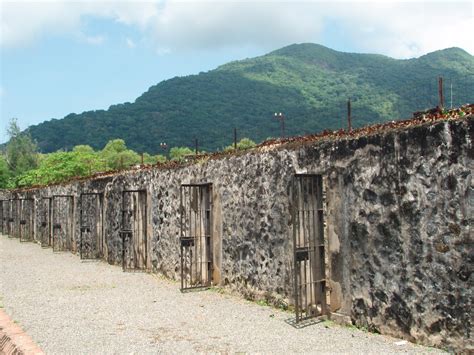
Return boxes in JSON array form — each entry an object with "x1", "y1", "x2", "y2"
[{"x1": 0, "y1": 116, "x2": 471, "y2": 351}]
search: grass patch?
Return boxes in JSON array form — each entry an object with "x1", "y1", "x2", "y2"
[
  {"x1": 256, "y1": 299, "x2": 269, "y2": 307},
  {"x1": 321, "y1": 319, "x2": 335, "y2": 327},
  {"x1": 209, "y1": 286, "x2": 225, "y2": 294},
  {"x1": 251, "y1": 295, "x2": 292, "y2": 313}
]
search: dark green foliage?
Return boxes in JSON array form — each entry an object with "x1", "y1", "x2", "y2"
[{"x1": 26, "y1": 44, "x2": 474, "y2": 153}]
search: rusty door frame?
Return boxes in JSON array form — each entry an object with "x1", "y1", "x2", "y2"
[
  {"x1": 52, "y1": 195, "x2": 74, "y2": 252},
  {"x1": 79, "y1": 192, "x2": 104, "y2": 260},
  {"x1": 0, "y1": 199, "x2": 6, "y2": 235},
  {"x1": 3, "y1": 199, "x2": 12, "y2": 237},
  {"x1": 18, "y1": 198, "x2": 35, "y2": 242},
  {"x1": 121, "y1": 189, "x2": 148, "y2": 272},
  {"x1": 40, "y1": 197, "x2": 53, "y2": 248},
  {"x1": 8, "y1": 199, "x2": 20, "y2": 239},
  {"x1": 180, "y1": 183, "x2": 213, "y2": 292},
  {"x1": 292, "y1": 173, "x2": 328, "y2": 323}
]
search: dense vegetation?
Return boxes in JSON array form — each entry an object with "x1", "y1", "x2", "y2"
[
  {"x1": 24, "y1": 44, "x2": 474, "y2": 153},
  {"x1": 0, "y1": 119, "x2": 255, "y2": 188}
]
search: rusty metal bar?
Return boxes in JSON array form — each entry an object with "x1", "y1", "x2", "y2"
[
  {"x1": 438, "y1": 77, "x2": 444, "y2": 109},
  {"x1": 79, "y1": 192, "x2": 104, "y2": 260},
  {"x1": 234, "y1": 127, "x2": 237, "y2": 150},
  {"x1": 121, "y1": 189, "x2": 147, "y2": 272},
  {"x1": 180, "y1": 183, "x2": 212, "y2": 292},
  {"x1": 18, "y1": 198, "x2": 35, "y2": 243},
  {"x1": 51, "y1": 195, "x2": 74, "y2": 252},
  {"x1": 39, "y1": 197, "x2": 52, "y2": 248},
  {"x1": 347, "y1": 98, "x2": 352, "y2": 131},
  {"x1": 292, "y1": 174, "x2": 327, "y2": 323}
]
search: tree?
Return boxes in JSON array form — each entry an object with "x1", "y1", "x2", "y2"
[
  {"x1": 142, "y1": 153, "x2": 167, "y2": 165},
  {"x1": 72, "y1": 145, "x2": 95, "y2": 154},
  {"x1": 5, "y1": 118, "x2": 38, "y2": 177},
  {"x1": 100, "y1": 139, "x2": 140, "y2": 169},
  {"x1": 14, "y1": 148, "x2": 106, "y2": 187},
  {"x1": 169, "y1": 147, "x2": 194, "y2": 161},
  {"x1": 224, "y1": 138, "x2": 257, "y2": 152},
  {"x1": 101, "y1": 139, "x2": 127, "y2": 155},
  {"x1": 0, "y1": 155, "x2": 11, "y2": 188}
]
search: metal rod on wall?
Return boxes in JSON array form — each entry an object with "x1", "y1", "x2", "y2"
[
  {"x1": 347, "y1": 98, "x2": 352, "y2": 132},
  {"x1": 234, "y1": 127, "x2": 237, "y2": 150},
  {"x1": 274, "y1": 112, "x2": 285, "y2": 139},
  {"x1": 438, "y1": 76, "x2": 444, "y2": 109}
]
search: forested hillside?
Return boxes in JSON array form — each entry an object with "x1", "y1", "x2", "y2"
[{"x1": 26, "y1": 43, "x2": 474, "y2": 153}]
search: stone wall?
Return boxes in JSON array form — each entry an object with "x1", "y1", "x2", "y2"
[{"x1": 0, "y1": 116, "x2": 472, "y2": 351}]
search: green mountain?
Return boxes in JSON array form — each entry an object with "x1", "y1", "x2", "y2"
[{"x1": 27, "y1": 43, "x2": 474, "y2": 153}]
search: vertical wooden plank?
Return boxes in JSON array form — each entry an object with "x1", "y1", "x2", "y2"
[
  {"x1": 313, "y1": 177, "x2": 320, "y2": 311},
  {"x1": 207, "y1": 184, "x2": 213, "y2": 286},
  {"x1": 122, "y1": 192, "x2": 126, "y2": 270},
  {"x1": 135, "y1": 192, "x2": 140, "y2": 269},
  {"x1": 308, "y1": 176, "x2": 317, "y2": 315},
  {"x1": 180, "y1": 186, "x2": 184, "y2": 290},
  {"x1": 318, "y1": 176, "x2": 327, "y2": 314},
  {"x1": 141, "y1": 190, "x2": 147, "y2": 269},
  {"x1": 0, "y1": 201, "x2": 3, "y2": 234},
  {"x1": 198, "y1": 186, "x2": 203, "y2": 284},
  {"x1": 1, "y1": 201, "x2": 4, "y2": 234},
  {"x1": 30, "y1": 199, "x2": 34, "y2": 241},
  {"x1": 291, "y1": 177, "x2": 300, "y2": 321},
  {"x1": 139, "y1": 191, "x2": 143, "y2": 268},
  {"x1": 100, "y1": 194, "x2": 104, "y2": 258},
  {"x1": 19, "y1": 200, "x2": 23, "y2": 240},
  {"x1": 70, "y1": 196, "x2": 75, "y2": 253},
  {"x1": 133, "y1": 192, "x2": 138, "y2": 269},
  {"x1": 52, "y1": 198, "x2": 57, "y2": 250},
  {"x1": 94, "y1": 195, "x2": 99, "y2": 258}
]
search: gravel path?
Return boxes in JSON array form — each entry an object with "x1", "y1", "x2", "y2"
[{"x1": 0, "y1": 234, "x2": 440, "y2": 354}]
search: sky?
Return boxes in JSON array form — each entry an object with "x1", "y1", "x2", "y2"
[{"x1": 0, "y1": 0, "x2": 473, "y2": 144}]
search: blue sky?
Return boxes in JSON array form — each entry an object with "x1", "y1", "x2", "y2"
[{"x1": 1, "y1": 0, "x2": 473, "y2": 144}]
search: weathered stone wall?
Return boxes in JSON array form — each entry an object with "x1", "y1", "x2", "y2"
[{"x1": 0, "y1": 116, "x2": 471, "y2": 352}]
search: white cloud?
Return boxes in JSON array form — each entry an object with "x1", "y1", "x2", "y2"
[
  {"x1": 0, "y1": 1, "x2": 82, "y2": 47},
  {"x1": 0, "y1": 1, "x2": 158, "y2": 47},
  {"x1": 0, "y1": 0, "x2": 473, "y2": 58},
  {"x1": 320, "y1": 2, "x2": 474, "y2": 58},
  {"x1": 148, "y1": 0, "x2": 474, "y2": 58},
  {"x1": 148, "y1": 1, "x2": 325, "y2": 52}
]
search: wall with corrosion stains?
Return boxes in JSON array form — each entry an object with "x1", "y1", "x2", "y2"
[{"x1": 0, "y1": 116, "x2": 472, "y2": 352}]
